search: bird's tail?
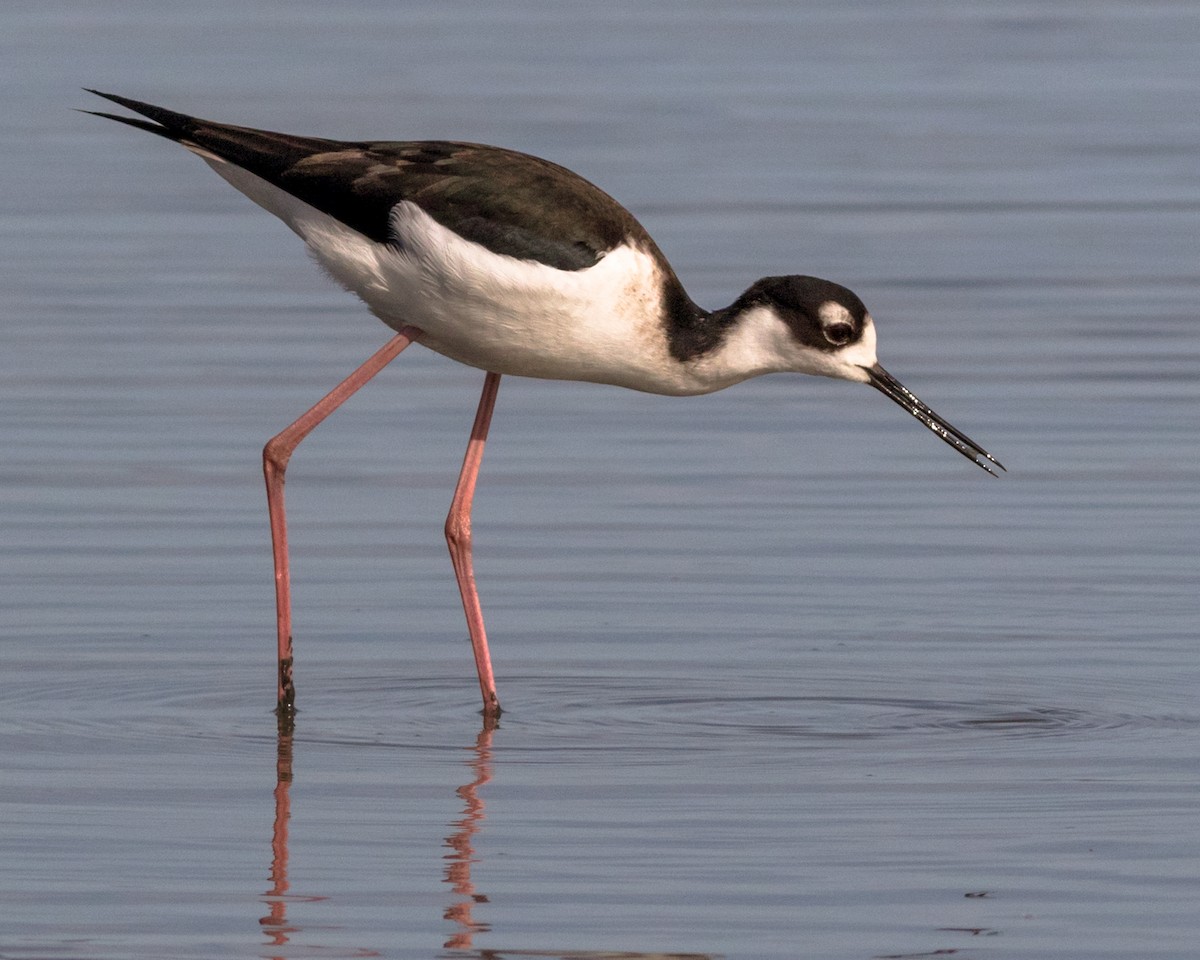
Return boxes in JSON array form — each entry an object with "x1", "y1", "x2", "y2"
[{"x1": 81, "y1": 90, "x2": 203, "y2": 143}]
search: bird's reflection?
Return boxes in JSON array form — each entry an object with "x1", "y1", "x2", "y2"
[
  {"x1": 442, "y1": 715, "x2": 498, "y2": 949},
  {"x1": 259, "y1": 712, "x2": 301, "y2": 955},
  {"x1": 453, "y1": 954, "x2": 716, "y2": 959},
  {"x1": 255, "y1": 710, "x2": 500, "y2": 955},
  {"x1": 258, "y1": 711, "x2": 713, "y2": 960}
]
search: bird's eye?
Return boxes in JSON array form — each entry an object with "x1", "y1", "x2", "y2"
[{"x1": 824, "y1": 322, "x2": 854, "y2": 346}]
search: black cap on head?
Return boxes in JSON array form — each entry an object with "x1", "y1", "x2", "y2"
[{"x1": 737, "y1": 275, "x2": 870, "y2": 353}]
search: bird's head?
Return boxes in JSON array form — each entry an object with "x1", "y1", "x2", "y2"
[
  {"x1": 730, "y1": 275, "x2": 878, "y2": 382},
  {"x1": 727, "y1": 275, "x2": 1004, "y2": 475}
]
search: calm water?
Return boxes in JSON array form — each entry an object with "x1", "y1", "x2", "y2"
[{"x1": 3, "y1": 2, "x2": 1198, "y2": 958}]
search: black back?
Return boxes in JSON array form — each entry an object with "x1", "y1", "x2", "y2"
[{"x1": 87, "y1": 91, "x2": 654, "y2": 271}]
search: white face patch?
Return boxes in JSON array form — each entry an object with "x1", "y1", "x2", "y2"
[
  {"x1": 833, "y1": 314, "x2": 877, "y2": 380},
  {"x1": 817, "y1": 301, "x2": 854, "y2": 328},
  {"x1": 690, "y1": 306, "x2": 881, "y2": 388}
]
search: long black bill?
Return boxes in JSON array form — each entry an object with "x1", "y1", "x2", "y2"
[{"x1": 865, "y1": 364, "x2": 1005, "y2": 476}]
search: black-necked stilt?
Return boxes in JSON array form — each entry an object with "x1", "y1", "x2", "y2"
[{"x1": 86, "y1": 91, "x2": 1003, "y2": 719}]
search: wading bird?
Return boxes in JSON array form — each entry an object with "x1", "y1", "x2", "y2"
[{"x1": 87, "y1": 91, "x2": 1003, "y2": 719}]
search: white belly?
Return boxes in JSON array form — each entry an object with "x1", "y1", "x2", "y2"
[{"x1": 356, "y1": 203, "x2": 682, "y2": 391}]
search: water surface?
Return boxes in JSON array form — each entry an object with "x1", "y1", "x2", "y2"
[{"x1": 2, "y1": 2, "x2": 1198, "y2": 958}]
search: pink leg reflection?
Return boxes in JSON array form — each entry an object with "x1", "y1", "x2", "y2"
[
  {"x1": 260, "y1": 715, "x2": 296, "y2": 953},
  {"x1": 443, "y1": 719, "x2": 497, "y2": 948}
]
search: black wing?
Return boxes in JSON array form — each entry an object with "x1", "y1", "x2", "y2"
[{"x1": 85, "y1": 91, "x2": 649, "y2": 271}]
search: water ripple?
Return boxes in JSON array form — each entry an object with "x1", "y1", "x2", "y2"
[
  {"x1": 247, "y1": 672, "x2": 1196, "y2": 757},
  {"x1": 2, "y1": 666, "x2": 1191, "y2": 757}
]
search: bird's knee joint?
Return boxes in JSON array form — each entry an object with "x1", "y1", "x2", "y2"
[
  {"x1": 263, "y1": 440, "x2": 290, "y2": 476},
  {"x1": 444, "y1": 516, "x2": 472, "y2": 551}
]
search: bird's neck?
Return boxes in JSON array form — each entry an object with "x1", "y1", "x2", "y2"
[{"x1": 666, "y1": 289, "x2": 833, "y2": 394}]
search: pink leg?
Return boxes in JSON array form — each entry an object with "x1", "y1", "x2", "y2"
[
  {"x1": 445, "y1": 372, "x2": 503, "y2": 717},
  {"x1": 263, "y1": 329, "x2": 418, "y2": 714}
]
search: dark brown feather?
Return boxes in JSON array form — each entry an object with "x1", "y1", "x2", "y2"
[{"x1": 88, "y1": 91, "x2": 652, "y2": 270}]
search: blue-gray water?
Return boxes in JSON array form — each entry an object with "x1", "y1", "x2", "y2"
[{"x1": 3, "y1": 2, "x2": 1198, "y2": 958}]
